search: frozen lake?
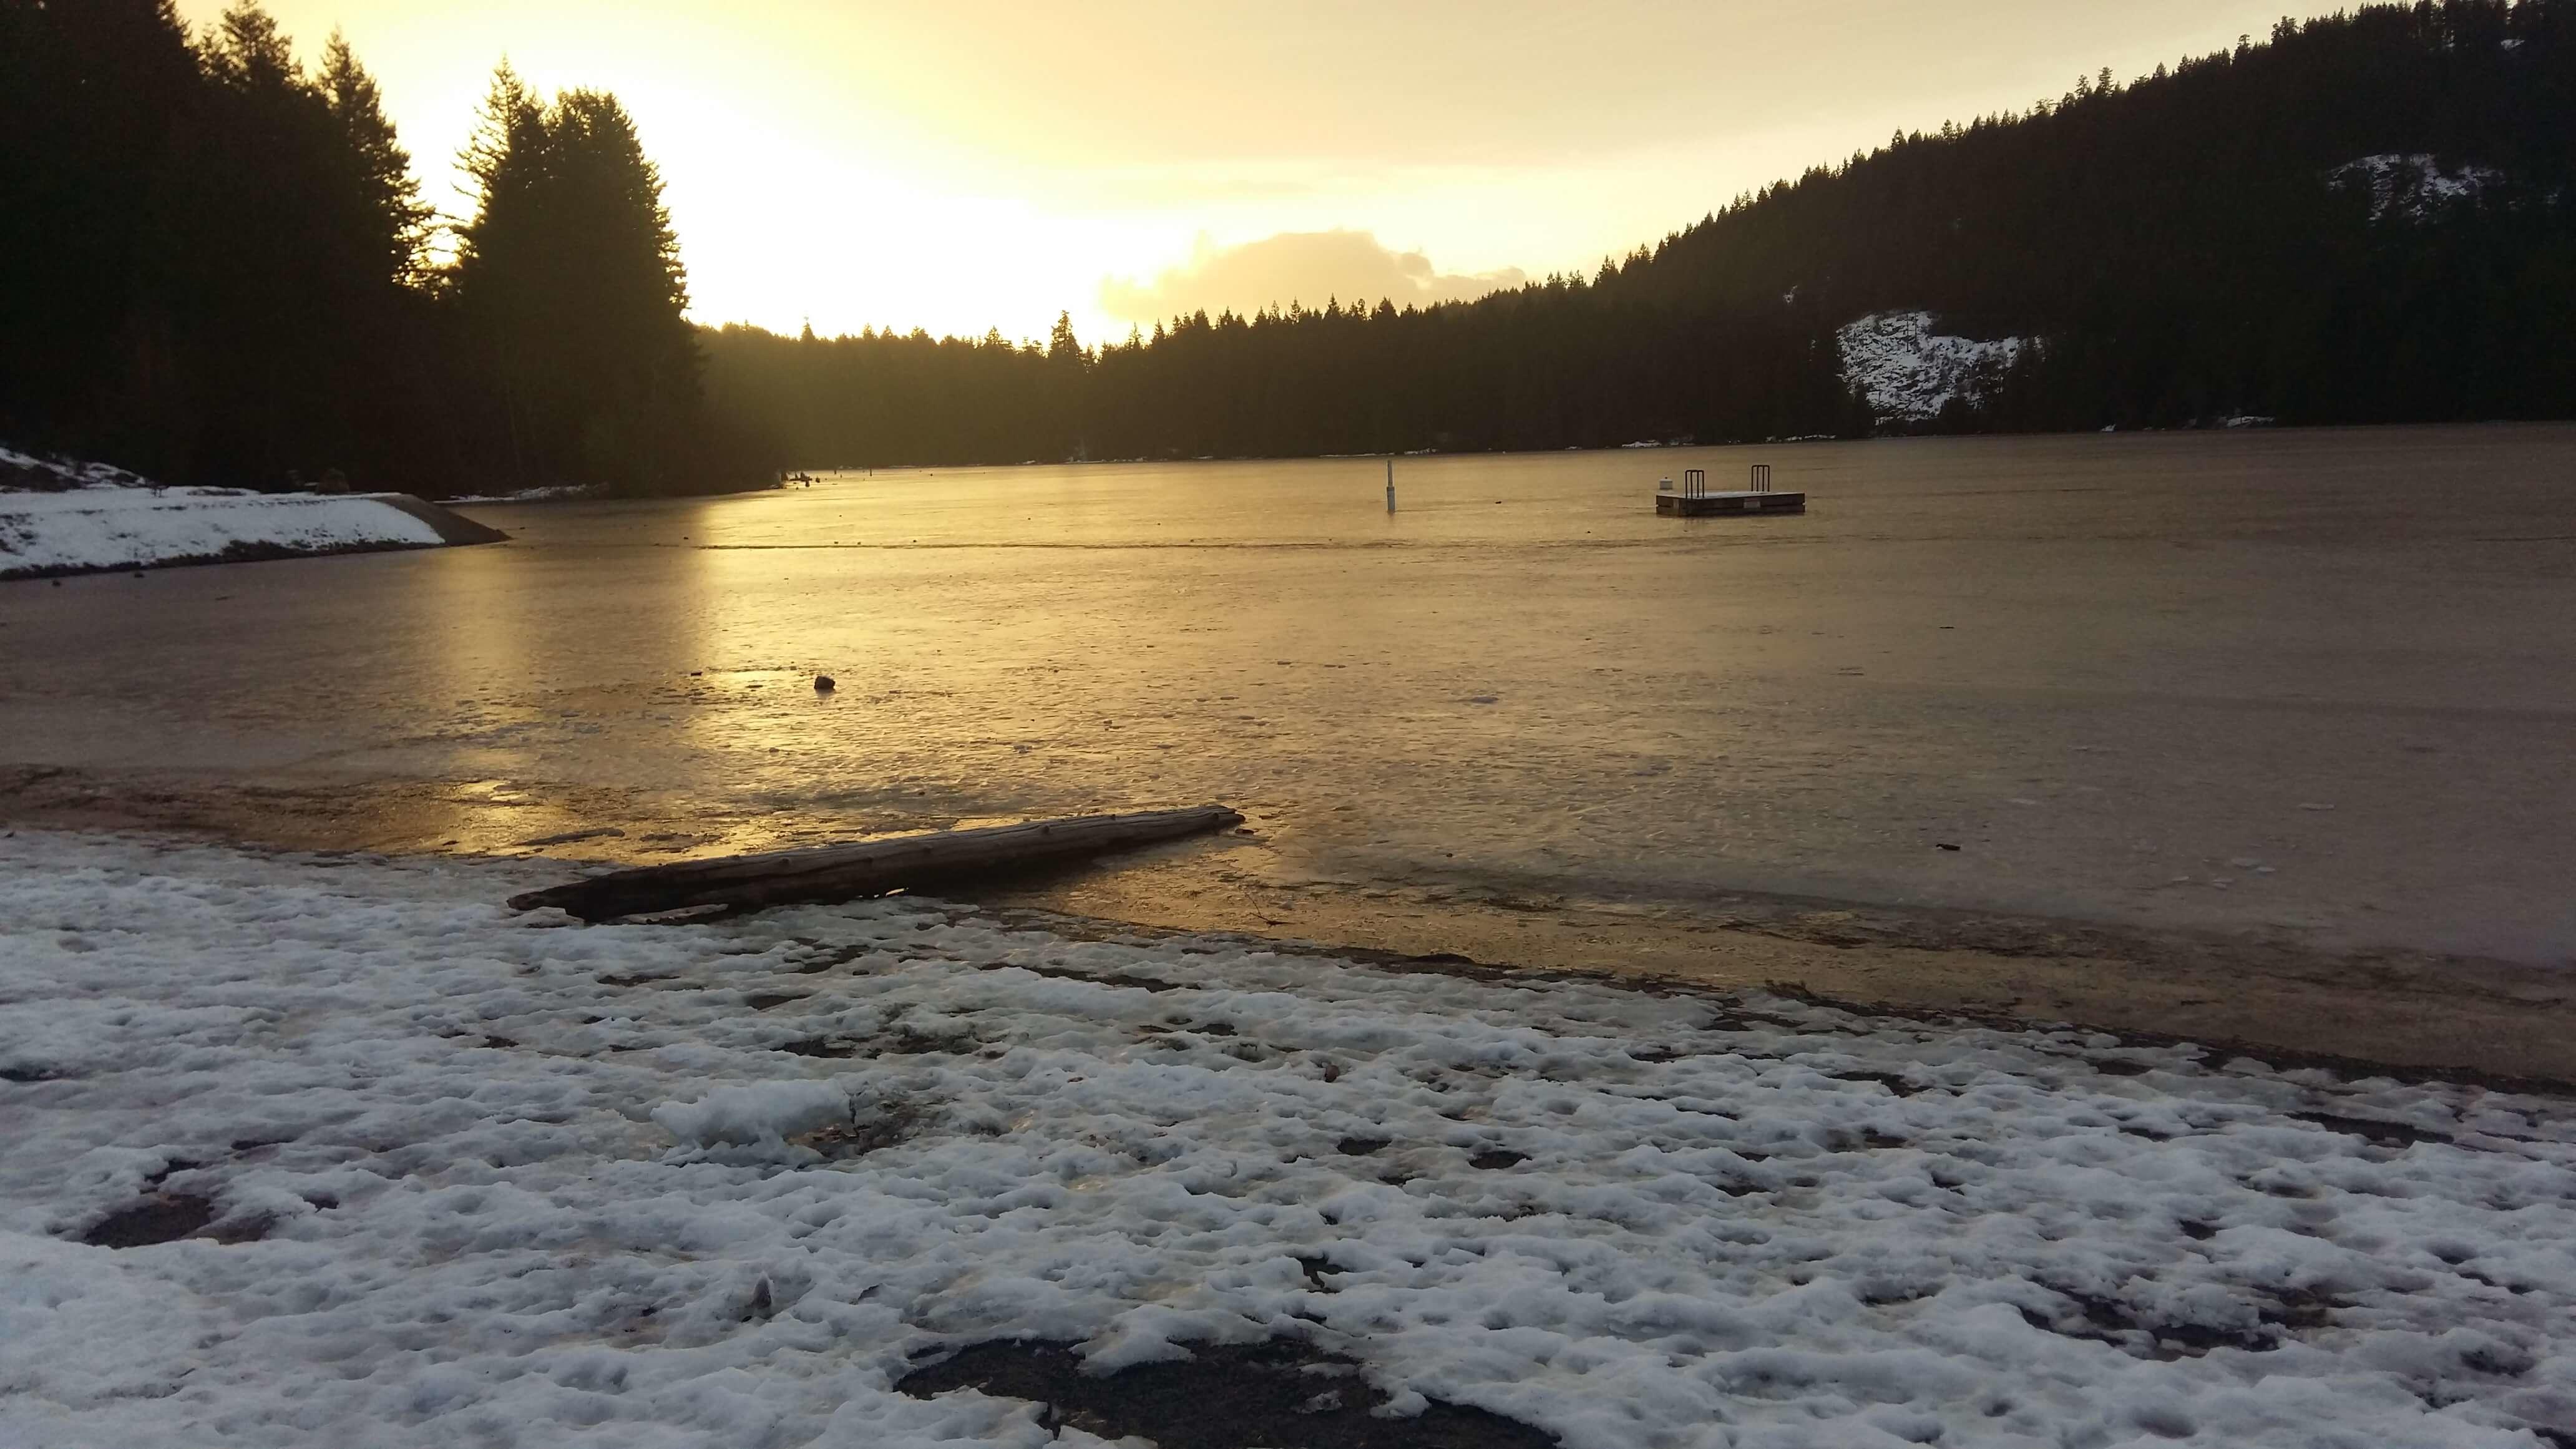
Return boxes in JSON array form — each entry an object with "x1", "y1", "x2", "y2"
[{"x1": 4, "y1": 424, "x2": 2574, "y2": 970}]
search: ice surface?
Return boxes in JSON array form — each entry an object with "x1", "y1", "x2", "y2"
[
  {"x1": 1834, "y1": 311, "x2": 2027, "y2": 426},
  {"x1": 4, "y1": 829, "x2": 2574, "y2": 1446},
  {"x1": 0, "y1": 482, "x2": 446, "y2": 577},
  {"x1": 11, "y1": 429, "x2": 2576, "y2": 968}
]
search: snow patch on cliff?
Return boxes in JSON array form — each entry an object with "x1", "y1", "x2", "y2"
[
  {"x1": 1836, "y1": 310, "x2": 2027, "y2": 426},
  {"x1": 2328, "y1": 154, "x2": 2504, "y2": 222},
  {"x1": 0, "y1": 444, "x2": 155, "y2": 493}
]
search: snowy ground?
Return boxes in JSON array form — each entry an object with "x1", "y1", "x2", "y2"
[
  {"x1": 4, "y1": 830, "x2": 2574, "y2": 1448},
  {"x1": 442, "y1": 484, "x2": 605, "y2": 504},
  {"x1": 0, "y1": 482, "x2": 454, "y2": 580},
  {"x1": 1834, "y1": 312, "x2": 2027, "y2": 428},
  {"x1": 0, "y1": 444, "x2": 499, "y2": 580}
]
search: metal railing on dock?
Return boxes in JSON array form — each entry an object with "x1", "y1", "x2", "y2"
[{"x1": 1654, "y1": 460, "x2": 1805, "y2": 517}]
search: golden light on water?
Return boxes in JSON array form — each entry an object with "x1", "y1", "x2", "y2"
[{"x1": 181, "y1": 0, "x2": 2347, "y2": 345}]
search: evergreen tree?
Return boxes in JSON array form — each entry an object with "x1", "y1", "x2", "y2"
[
  {"x1": 319, "y1": 31, "x2": 431, "y2": 290},
  {"x1": 0, "y1": 0, "x2": 200, "y2": 459},
  {"x1": 452, "y1": 72, "x2": 705, "y2": 492},
  {"x1": 452, "y1": 64, "x2": 556, "y2": 485},
  {"x1": 160, "y1": 2, "x2": 430, "y2": 482}
]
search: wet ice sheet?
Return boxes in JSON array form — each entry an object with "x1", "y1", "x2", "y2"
[
  {"x1": 3, "y1": 830, "x2": 2574, "y2": 1448},
  {"x1": 7, "y1": 429, "x2": 2576, "y2": 964}
]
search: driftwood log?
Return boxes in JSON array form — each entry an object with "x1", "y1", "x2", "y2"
[{"x1": 506, "y1": 805, "x2": 1244, "y2": 922}]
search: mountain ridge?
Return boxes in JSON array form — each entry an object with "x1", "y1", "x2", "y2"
[{"x1": 705, "y1": 0, "x2": 2575, "y2": 466}]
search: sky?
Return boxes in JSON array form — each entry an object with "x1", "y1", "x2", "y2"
[{"x1": 178, "y1": 1, "x2": 2341, "y2": 347}]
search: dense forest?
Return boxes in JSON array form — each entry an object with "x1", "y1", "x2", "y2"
[
  {"x1": 4, "y1": 1, "x2": 2572, "y2": 491},
  {"x1": 707, "y1": 0, "x2": 2576, "y2": 467},
  {"x1": 0, "y1": 0, "x2": 767, "y2": 494}
]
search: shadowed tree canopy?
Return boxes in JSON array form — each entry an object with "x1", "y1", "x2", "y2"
[
  {"x1": 1, "y1": 0, "x2": 203, "y2": 467},
  {"x1": 0, "y1": 4, "x2": 768, "y2": 495},
  {"x1": 452, "y1": 71, "x2": 704, "y2": 492},
  {"x1": 320, "y1": 29, "x2": 432, "y2": 290}
]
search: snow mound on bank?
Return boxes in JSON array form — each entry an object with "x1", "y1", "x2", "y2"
[
  {"x1": 1836, "y1": 310, "x2": 2027, "y2": 426},
  {"x1": 444, "y1": 482, "x2": 605, "y2": 504},
  {"x1": 651, "y1": 1080, "x2": 855, "y2": 1145},
  {"x1": 2329, "y1": 154, "x2": 2505, "y2": 222},
  {"x1": 0, "y1": 483, "x2": 449, "y2": 578},
  {"x1": 4, "y1": 829, "x2": 2574, "y2": 1447}
]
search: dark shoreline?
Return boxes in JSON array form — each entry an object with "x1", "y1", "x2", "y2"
[{"x1": 4, "y1": 762, "x2": 2567, "y2": 1088}]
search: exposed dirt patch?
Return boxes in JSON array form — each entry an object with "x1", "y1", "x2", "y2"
[
  {"x1": 986, "y1": 958, "x2": 1183, "y2": 993},
  {"x1": 791, "y1": 1100, "x2": 925, "y2": 1159},
  {"x1": 1827, "y1": 1070, "x2": 1924, "y2": 1097},
  {"x1": 779, "y1": 1037, "x2": 859, "y2": 1058},
  {"x1": 2021, "y1": 1286, "x2": 2279, "y2": 1360},
  {"x1": 871, "y1": 1025, "x2": 975, "y2": 1056},
  {"x1": 81, "y1": 1193, "x2": 258, "y2": 1248},
  {"x1": 2258, "y1": 1287, "x2": 2350, "y2": 1331},
  {"x1": 2018, "y1": 1279, "x2": 2355, "y2": 1362},
  {"x1": 896, "y1": 1337, "x2": 1561, "y2": 1448},
  {"x1": 1754, "y1": 980, "x2": 2576, "y2": 1099},
  {"x1": 2290, "y1": 1111, "x2": 2449, "y2": 1149}
]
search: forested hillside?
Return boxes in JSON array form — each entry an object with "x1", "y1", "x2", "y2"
[
  {"x1": 706, "y1": 0, "x2": 2576, "y2": 467},
  {"x1": 0, "y1": 0, "x2": 768, "y2": 494}
]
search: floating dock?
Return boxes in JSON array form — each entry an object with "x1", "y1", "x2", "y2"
[
  {"x1": 1656, "y1": 489, "x2": 1805, "y2": 515},
  {"x1": 1657, "y1": 465, "x2": 1804, "y2": 516}
]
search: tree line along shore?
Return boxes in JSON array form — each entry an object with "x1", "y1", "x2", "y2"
[
  {"x1": 2, "y1": 1, "x2": 761, "y2": 500},
  {"x1": 4, "y1": 0, "x2": 2571, "y2": 498}
]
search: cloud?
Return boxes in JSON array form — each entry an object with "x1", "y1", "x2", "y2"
[{"x1": 1098, "y1": 230, "x2": 1525, "y2": 325}]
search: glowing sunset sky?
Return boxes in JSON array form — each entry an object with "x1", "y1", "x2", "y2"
[{"x1": 178, "y1": 1, "x2": 2338, "y2": 345}]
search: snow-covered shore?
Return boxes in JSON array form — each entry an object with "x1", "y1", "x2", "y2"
[
  {"x1": 1, "y1": 447, "x2": 502, "y2": 580},
  {"x1": 4, "y1": 830, "x2": 2572, "y2": 1448}
]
